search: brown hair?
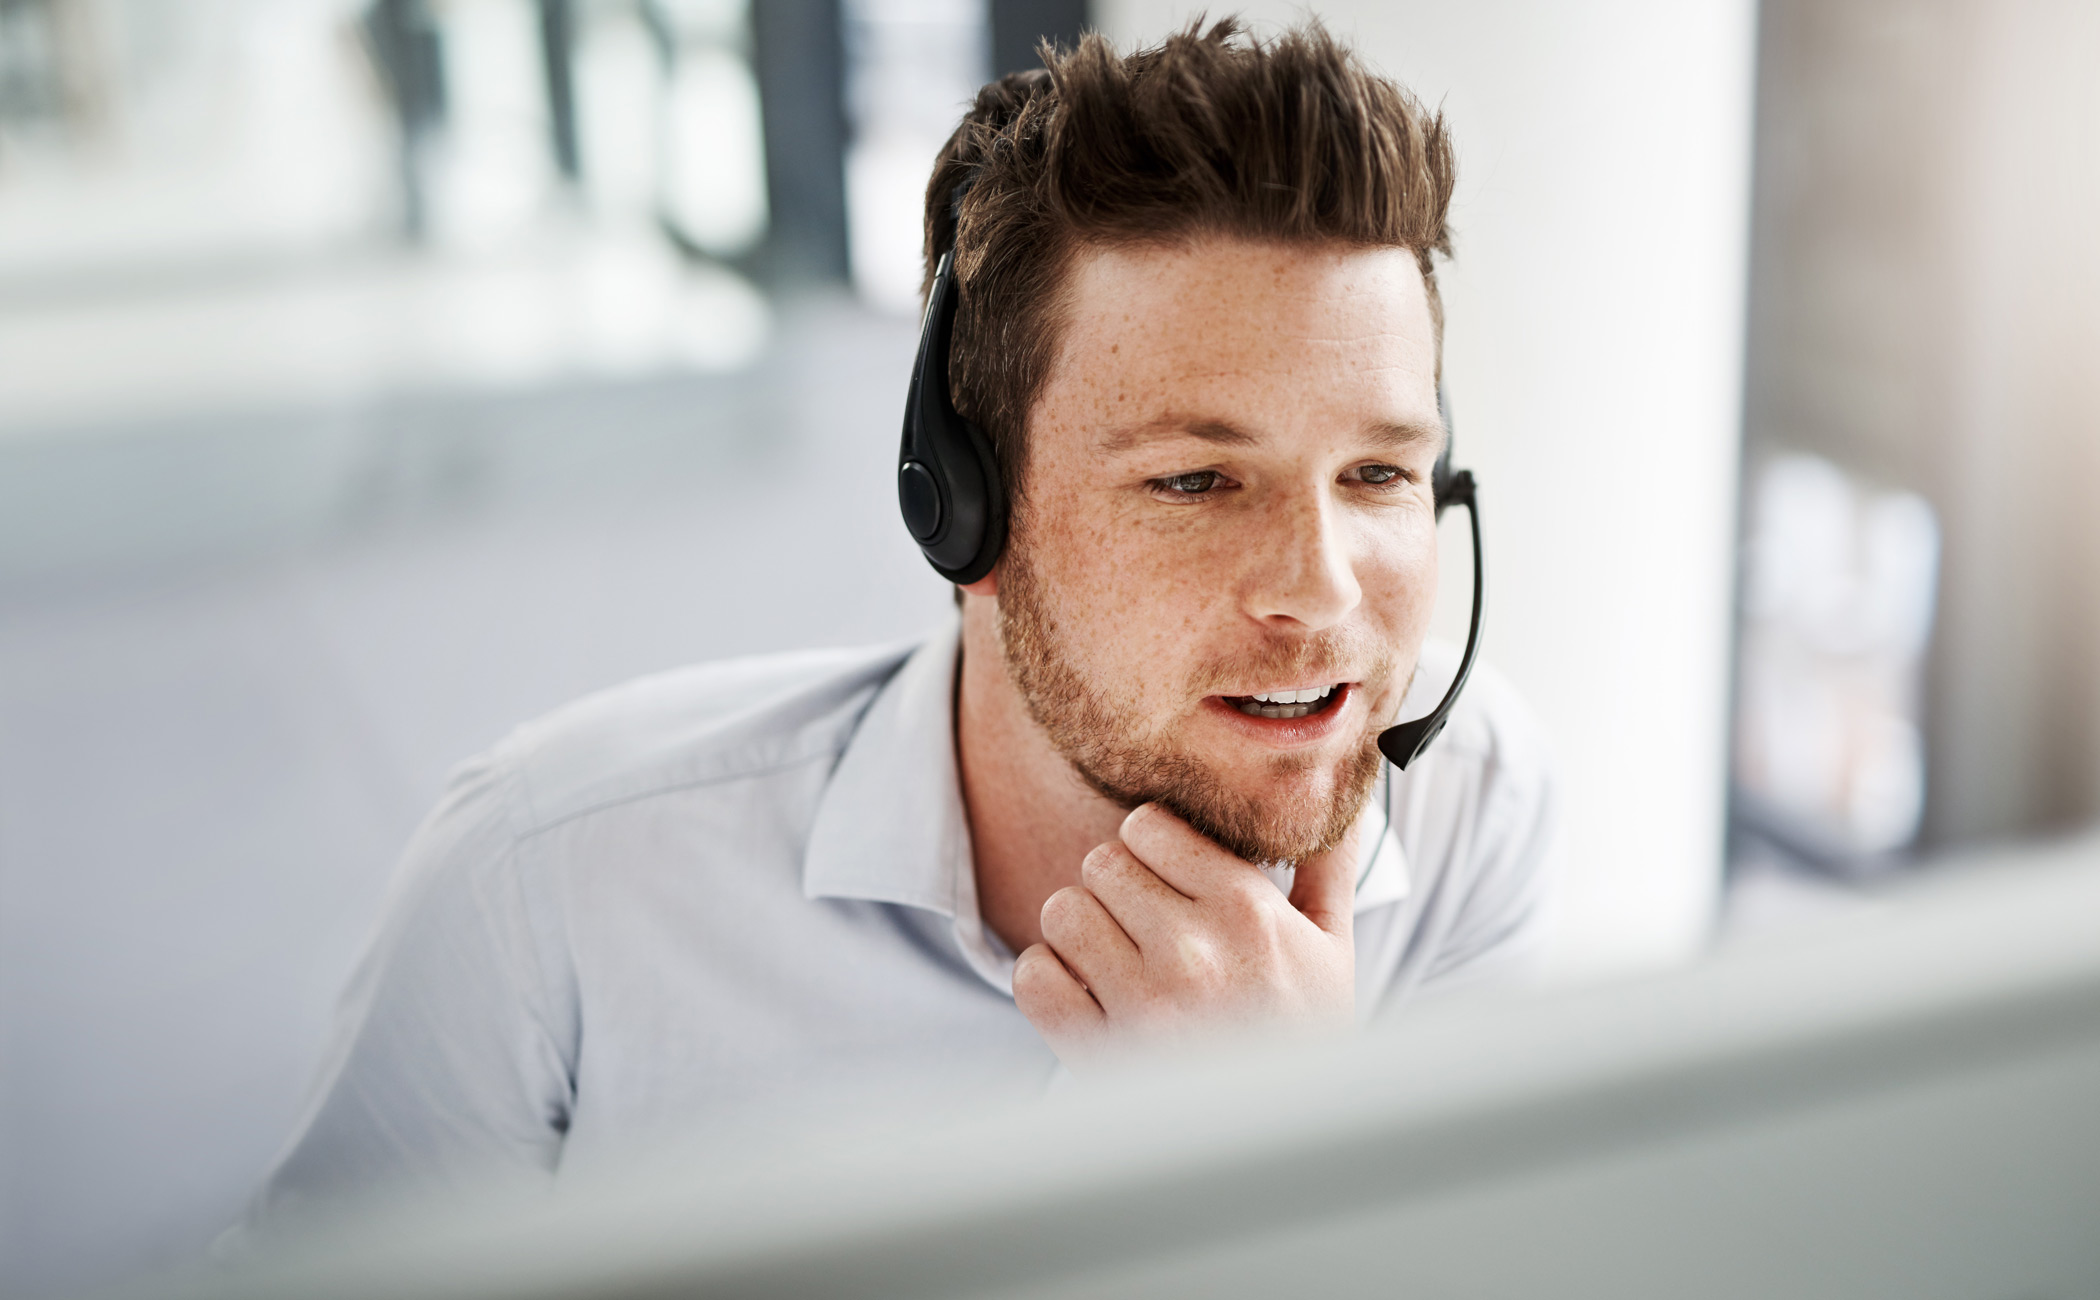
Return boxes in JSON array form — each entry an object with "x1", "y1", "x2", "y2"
[{"x1": 923, "y1": 17, "x2": 1456, "y2": 497}]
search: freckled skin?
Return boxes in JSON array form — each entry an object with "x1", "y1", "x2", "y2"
[{"x1": 954, "y1": 236, "x2": 1443, "y2": 1067}]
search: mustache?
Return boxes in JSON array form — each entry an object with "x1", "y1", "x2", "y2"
[{"x1": 1186, "y1": 627, "x2": 1396, "y2": 696}]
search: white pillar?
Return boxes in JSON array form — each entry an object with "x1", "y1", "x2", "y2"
[{"x1": 1095, "y1": 0, "x2": 1757, "y2": 980}]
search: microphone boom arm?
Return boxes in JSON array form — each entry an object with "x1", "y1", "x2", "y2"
[{"x1": 1377, "y1": 470, "x2": 1483, "y2": 771}]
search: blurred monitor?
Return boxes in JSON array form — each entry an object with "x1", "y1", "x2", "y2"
[{"x1": 166, "y1": 838, "x2": 2100, "y2": 1300}]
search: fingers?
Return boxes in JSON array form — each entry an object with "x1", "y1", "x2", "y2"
[
  {"x1": 1038, "y1": 883, "x2": 1142, "y2": 1000},
  {"x1": 1287, "y1": 821, "x2": 1363, "y2": 940},
  {"x1": 1120, "y1": 800, "x2": 1358, "y2": 939},
  {"x1": 1116, "y1": 803, "x2": 1255, "y2": 899},
  {"x1": 1013, "y1": 942, "x2": 1105, "y2": 1058},
  {"x1": 1023, "y1": 806, "x2": 1362, "y2": 1068},
  {"x1": 1078, "y1": 839, "x2": 1194, "y2": 945}
]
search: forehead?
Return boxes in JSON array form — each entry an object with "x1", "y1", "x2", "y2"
[{"x1": 1041, "y1": 236, "x2": 1440, "y2": 435}]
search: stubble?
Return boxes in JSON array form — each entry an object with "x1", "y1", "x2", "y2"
[{"x1": 995, "y1": 535, "x2": 1390, "y2": 865}]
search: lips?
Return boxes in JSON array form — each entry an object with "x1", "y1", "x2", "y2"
[
  {"x1": 1203, "y1": 681, "x2": 1359, "y2": 747},
  {"x1": 1225, "y1": 684, "x2": 1343, "y2": 720}
]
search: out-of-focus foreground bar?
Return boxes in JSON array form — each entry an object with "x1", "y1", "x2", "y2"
[{"x1": 142, "y1": 838, "x2": 2100, "y2": 1300}]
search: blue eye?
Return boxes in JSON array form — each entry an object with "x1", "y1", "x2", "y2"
[
  {"x1": 1355, "y1": 464, "x2": 1403, "y2": 485},
  {"x1": 1158, "y1": 471, "x2": 1221, "y2": 494}
]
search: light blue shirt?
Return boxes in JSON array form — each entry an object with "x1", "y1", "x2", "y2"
[{"x1": 249, "y1": 620, "x2": 1556, "y2": 1226}]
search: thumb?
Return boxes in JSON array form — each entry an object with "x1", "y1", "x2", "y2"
[{"x1": 1288, "y1": 817, "x2": 1365, "y2": 939}]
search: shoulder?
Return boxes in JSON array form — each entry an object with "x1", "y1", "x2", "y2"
[
  {"x1": 484, "y1": 641, "x2": 920, "y2": 837},
  {"x1": 1378, "y1": 640, "x2": 1560, "y2": 991},
  {"x1": 351, "y1": 639, "x2": 924, "y2": 1031},
  {"x1": 1385, "y1": 639, "x2": 1559, "y2": 915}
]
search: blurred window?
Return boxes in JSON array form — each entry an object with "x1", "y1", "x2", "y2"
[
  {"x1": 842, "y1": 0, "x2": 985, "y2": 311},
  {"x1": 0, "y1": 0, "x2": 779, "y2": 430},
  {"x1": 0, "y1": 0, "x2": 395, "y2": 287},
  {"x1": 1735, "y1": 453, "x2": 1940, "y2": 868},
  {"x1": 648, "y1": 0, "x2": 768, "y2": 256}
]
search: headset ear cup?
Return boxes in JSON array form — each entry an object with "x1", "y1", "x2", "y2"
[
  {"x1": 916, "y1": 412, "x2": 999, "y2": 583},
  {"x1": 953, "y1": 417, "x2": 1006, "y2": 583},
  {"x1": 899, "y1": 251, "x2": 1006, "y2": 584}
]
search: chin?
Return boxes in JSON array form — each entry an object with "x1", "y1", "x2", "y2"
[{"x1": 1156, "y1": 747, "x2": 1382, "y2": 866}]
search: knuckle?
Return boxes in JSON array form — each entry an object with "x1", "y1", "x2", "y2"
[
  {"x1": 1218, "y1": 883, "x2": 1273, "y2": 932},
  {"x1": 1012, "y1": 947, "x2": 1066, "y2": 1006},
  {"x1": 1079, "y1": 843, "x2": 1129, "y2": 889},
  {"x1": 1039, "y1": 885, "x2": 1091, "y2": 939},
  {"x1": 1171, "y1": 931, "x2": 1224, "y2": 986},
  {"x1": 1012, "y1": 947, "x2": 1052, "y2": 991},
  {"x1": 1234, "y1": 886, "x2": 1285, "y2": 936},
  {"x1": 1122, "y1": 801, "x2": 1187, "y2": 852}
]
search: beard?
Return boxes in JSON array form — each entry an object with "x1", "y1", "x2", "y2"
[{"x1": 995, "y1": 536, "x2": 1393, "y2": 866}]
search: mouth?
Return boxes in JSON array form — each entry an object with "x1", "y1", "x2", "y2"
[{"x1": 1222, "y1": 683, "x2": 1347, "y2": 720}]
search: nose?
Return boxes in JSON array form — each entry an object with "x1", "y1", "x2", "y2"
[{"x1": 1241, "y1": 486, "x2": 1362, "y2": 631}]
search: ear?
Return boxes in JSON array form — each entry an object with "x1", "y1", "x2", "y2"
[{"x1": 958, "y1": 571, "x2": 999, "y2": 599}]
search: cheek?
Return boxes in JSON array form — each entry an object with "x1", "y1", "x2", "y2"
[
  {"x1": 1360, "y1": 517, "x2": 1442, "y2": 639},
  {"x1": 1022, "y1": 494, "x2": 1227, "y2": 679}
]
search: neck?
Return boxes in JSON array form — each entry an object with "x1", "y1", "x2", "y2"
[{"x1": 955, "y1": 591, "x2": 1129, "y2": 955}]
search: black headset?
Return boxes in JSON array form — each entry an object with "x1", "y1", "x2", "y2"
[{"x1": 897, "y1": 225, "x2": 1484, "y2": 772}]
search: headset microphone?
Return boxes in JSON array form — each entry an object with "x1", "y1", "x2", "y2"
[
  {"x1": 1376, "y1": 386, "x2": 1485, "y2": 771},
  {"x1": 898, "y1": 224, "x2": 1484, "y2": 771}
]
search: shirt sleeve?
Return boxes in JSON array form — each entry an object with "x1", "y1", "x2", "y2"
[{"x1": 241, "y1": 748, "x2": 578, "y2": 1236}]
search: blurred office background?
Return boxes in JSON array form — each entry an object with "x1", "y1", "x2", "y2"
[{"x1": 1, "y1": 0, "x2": 2096, "y2": 1295}]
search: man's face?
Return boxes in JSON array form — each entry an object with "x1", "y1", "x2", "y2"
[{"x1": 994, "y1": 236, "x2": 1445, "y2": 864}]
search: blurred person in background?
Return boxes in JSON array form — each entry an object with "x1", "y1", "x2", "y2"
[{"x1": 243, "y1": 18, "x2": 1555, "y2": 1231}]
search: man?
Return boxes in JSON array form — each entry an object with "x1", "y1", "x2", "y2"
[{"x1": 251, "y1": 19, "x2": 1555, "y2": 1220}]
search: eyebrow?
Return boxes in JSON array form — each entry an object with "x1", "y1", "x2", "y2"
[
  {"x1": 1096, "y1": 415, "x2": 1446, "y2": 456},
  {"x1": 1097, "y1": 418, "x2": 1256, "y2": 453},
  {"x1": 1364, "y1": 418, "x2": 1449, "y2": 454}
]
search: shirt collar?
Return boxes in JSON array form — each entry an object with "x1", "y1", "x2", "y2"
[
  {"x1": 803, "y1": 617, "x2": 973, "y2": 918},
  {"x1": 803, "y1": 619, "x2": 1412, "y2": 987}
]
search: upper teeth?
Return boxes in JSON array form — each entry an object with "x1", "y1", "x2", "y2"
[{"x1": 1249, "y1": 686, "x2": 1335, "y2": 704}]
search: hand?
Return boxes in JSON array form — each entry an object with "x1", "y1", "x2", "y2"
[{"x1": 1013, "y1": 802, "x2": 1358, "y2": 1069}]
